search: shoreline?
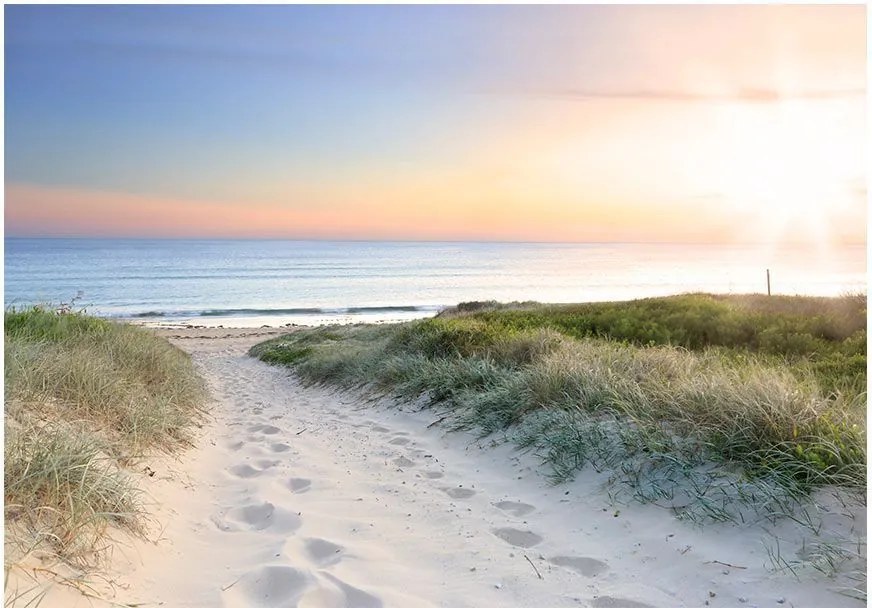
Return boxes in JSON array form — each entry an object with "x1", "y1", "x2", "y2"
[{"x1": 131, "y1": 310, "x2": 439, "y2": 330}]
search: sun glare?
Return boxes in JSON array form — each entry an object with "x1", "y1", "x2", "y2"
[{"x1": 713, "y1": 99, "x2": 861, "y2": 245}]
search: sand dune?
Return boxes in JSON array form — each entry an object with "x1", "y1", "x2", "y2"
[{"x1": 8, "y1": 326, "x2": 862, "y2": 607}]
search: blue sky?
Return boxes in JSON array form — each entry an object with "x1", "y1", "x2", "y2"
[{"x1": 5, "y1": 5, "x2": 866, "y2": 243}]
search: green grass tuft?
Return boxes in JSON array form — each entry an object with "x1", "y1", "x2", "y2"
[{"x1": 4, "y1": 307, "x2": 207, "y2": 579}]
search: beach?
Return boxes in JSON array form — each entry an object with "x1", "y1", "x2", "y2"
[
  {"x1": 7, "y1": 324, "x2": 863, "y2": 607},
  {"x1": 6, "y1": 5, "x2": 867, "y2": 606}
]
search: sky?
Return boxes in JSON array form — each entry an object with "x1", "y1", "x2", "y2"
[{"x1": 4, "y1": 5, "x2": 867, "y2": 244}]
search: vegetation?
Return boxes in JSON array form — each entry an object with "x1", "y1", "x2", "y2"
[
  {"x1": 436, "y1": 293, "x2": 866, "y2": 395},
  {"x1": 4, "y1": 307, "x2": 207, "y2": 580},
  {"x1": 251, "y1": 294, "x2": 866, "y2": 527}
]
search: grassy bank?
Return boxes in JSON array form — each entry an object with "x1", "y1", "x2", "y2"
[
  {"x1": 251, "y1": 294, "x2": 866, "y2": 525},
  {"x1": 4, "y1": 307, "x2": 207, "y2": 578}
]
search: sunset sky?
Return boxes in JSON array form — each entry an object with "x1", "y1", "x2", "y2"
[{"x1": 4, "y1": 5, "x2": 866, "y2": 244}]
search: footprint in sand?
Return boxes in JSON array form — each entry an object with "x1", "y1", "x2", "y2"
[
  {"x1": 304, "y1": 537, "x2": 345, "y2": 567},
  {"x1": 492, "y1": 527, "x2": 543, "y2": 548},
  {"x1": 371, "y1": 425, "x2": 390, "y2": 433},
  {"x1": 249, "y1": 423, "x2": 281, "y2": 435},
  {"x1": 422, "y1": 471, "x2": 444, "y2": 479},
  {"x1": 226, "y1": 440, "x2": 245, "y2": 451},
  {"x1": 321, "y1": 572, "x2": 384, "y2": 608},
  {"x1": 388, "y1": 437, "x2": 410, "y2": 446},
  {"x1": 548, "y1": 555, "x2": 609, "y2": 577},
  {"x1": 227, "y1": 459, "x2": 279, "y2": 479},
  {"x1": 212, "y1": 501, "x2": 302, "y2": 533},
  {"x1": 287, "y1": 477, "x2": 312, "y2": 493},
  {"x1": 591, "y1": 597, "x2": 656, "y2": 608},
  {"x1": 494, "y1": 500, "x2": 536, "y2": 517},
  {"x1": 224, "y1": 565, "x2": 312, "y2": 607},
  {"x1": 269, "y1": 442, "x2": 291, "y2": 453},
  {"x1": 393, "y1": 456, "x2": 416, "y2": 468},
  {"x1": 227, "y1": 464, "x2": 262, "y2": 479},
  {"x1": 442, "y1": 487, "x2": 476, "y2": 499}
]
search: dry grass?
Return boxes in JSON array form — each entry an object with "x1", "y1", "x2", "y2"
[{"x1": 4, "y1": 307, "x2": 207, "y2": 591}]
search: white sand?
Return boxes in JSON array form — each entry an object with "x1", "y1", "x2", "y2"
[{"x1": 7, "y1": 327, "x2": 864, "y2": 607}]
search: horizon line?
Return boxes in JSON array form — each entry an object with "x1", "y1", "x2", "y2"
[{"x1": 4, "y1": 235, "x2": 866, "y2": 247}]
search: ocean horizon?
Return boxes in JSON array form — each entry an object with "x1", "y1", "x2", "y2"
[{"x1": 4, "y1": 238, "x2": 866, "y2": 327}]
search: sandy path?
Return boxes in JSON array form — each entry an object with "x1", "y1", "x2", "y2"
[{"x1": 11, "y1": 328, "x2": 862, "y2": 607}]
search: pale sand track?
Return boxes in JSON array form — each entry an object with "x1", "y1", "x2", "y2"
[{"x1": 8, "y1": 327, "x2": 863, "y2": 607}]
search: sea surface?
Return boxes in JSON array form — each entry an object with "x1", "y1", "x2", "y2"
[{"x1": 4, "y1": 239, "x2": 866, "y2": 327}]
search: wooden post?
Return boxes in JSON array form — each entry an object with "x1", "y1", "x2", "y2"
[{"x1": 766, "y1": 269, "x2": 771, "y2": 296}]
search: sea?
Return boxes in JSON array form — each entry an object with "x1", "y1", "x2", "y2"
[{"x1": 3, "y1": 239, "x2": 866, "y2": 327}]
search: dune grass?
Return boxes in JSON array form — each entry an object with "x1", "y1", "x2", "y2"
[
  {"x1": 251, "y1": 294, "x2": 866, "y2": 526},
  {"x1": 436, "y1": 293, "x2": 867, "y2": 395},
  {"x1": 4, "y1": 307, "x2": 207, "y2": 579}
]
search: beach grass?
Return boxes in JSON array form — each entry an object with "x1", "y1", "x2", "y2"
[
  {"x1": 4, "y1": 307, "x2": 207, "y2": 575},
  {"x1": 251, "y1": 293, "x2": 866, "y2": 524}
]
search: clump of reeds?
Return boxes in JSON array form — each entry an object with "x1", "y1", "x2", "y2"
[{"x1": 4, "y1": 306, "x2": 207, "y2": 582}]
